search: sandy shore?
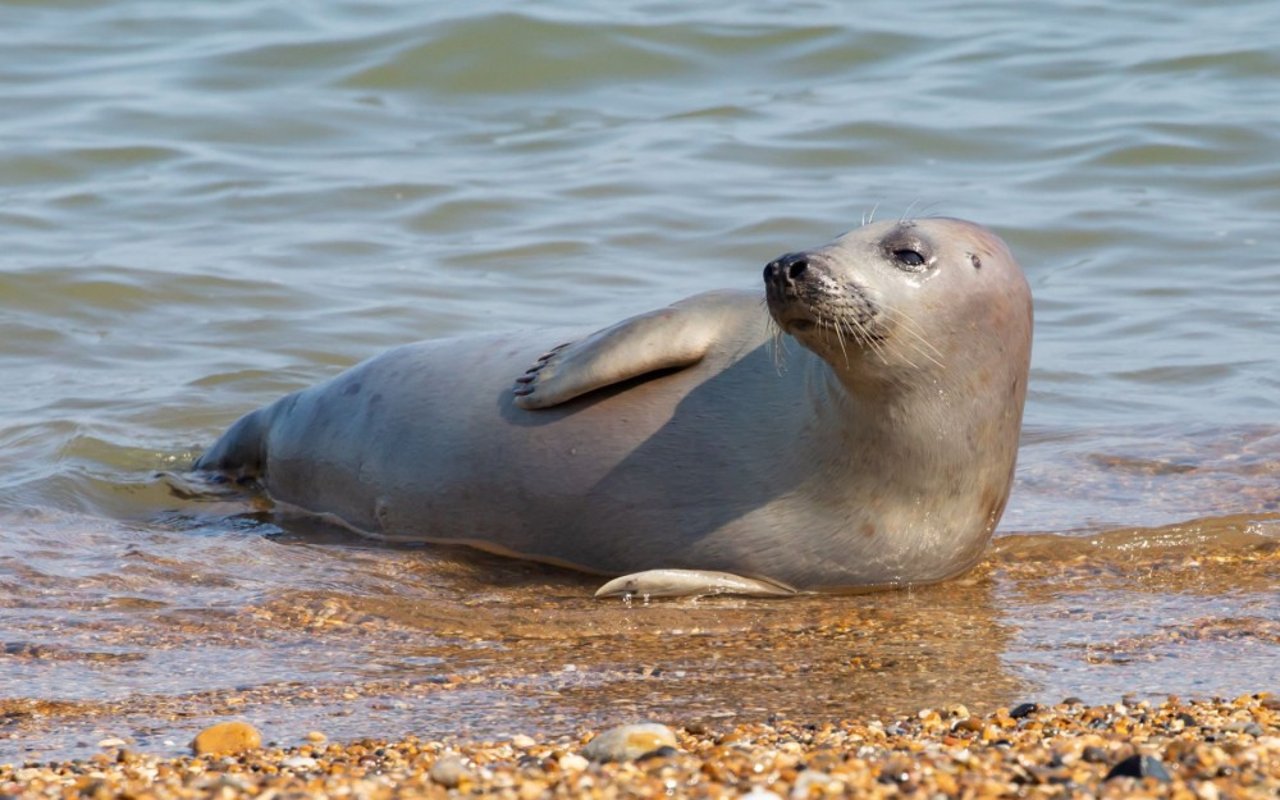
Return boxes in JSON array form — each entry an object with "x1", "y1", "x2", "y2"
[{"x1": 3, "y1": 694, "x2": 1276, "y2": 798}]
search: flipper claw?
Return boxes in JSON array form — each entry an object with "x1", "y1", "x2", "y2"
[{"x1": 595, "y1": 569, "x2": 799, "y2": 599}]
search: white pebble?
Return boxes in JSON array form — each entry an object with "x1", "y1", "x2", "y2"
[
  {"x1": 281, "y1": 756, "x2": 317, "y2": 770},
  {"x1": 429, "y1": 753, "x2": 471, "y2": 788},
  {"x1": 791, "y1": 770, "x2": 834, "y2": 798},
  {"x1": 559, "y1": 753, "x2": 590, "y2": 771},
  {"x1": 582, "y1": 722, "x2": 677, "y2": 762}
]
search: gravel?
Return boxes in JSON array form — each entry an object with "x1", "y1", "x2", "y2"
[{"x1": 3, "y1": 693, "x2": 1276, "y2": 798}]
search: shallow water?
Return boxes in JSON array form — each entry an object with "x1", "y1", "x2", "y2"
[{"x1": 2, "y1": 0, "x2": 1278, "y2": 762}]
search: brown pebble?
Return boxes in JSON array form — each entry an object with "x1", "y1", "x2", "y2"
[{"x1": 191, "y1": 721, "x2": 262, "y2": 756}]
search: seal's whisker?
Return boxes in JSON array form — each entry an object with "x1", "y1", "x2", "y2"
[
  {"x1": 897, "y1": 319, "x2": 946, "y2": 369},
  {"x1": 885, "y1": 324, "x2": 944, "y2": 372},
  {"x1": 826, "y1": 313, "x2": 851, "y2": 367},
  {"x1": 860, "y1": 320, "x2": 897, "y2": 369},
  {"x1": 767, "y1": 318, "x2": 789, "y2": 373},
  {"x1": 890, "y1": 314, "x2": 944, "y2": 361},
  {"x1": 899, "y1": 200, "x2": 920, "y2": 223},
  {"x1": 842, "y1": 296, "x2": 935, "y2": 372},
  {"x1": 914, "y1": 201, "x2": 942, "y2": 219},
  {"x1": 891, "y1": 313, "x2": 942, "y2": 355},
  {"x1": 762, "y1": 295, "x2": 789, "y2": 371},
  {"x1": 838, "y1": 316, "x2": 861, "y2": 369},
  {"x1": 874, "y1": 299, "x2": 945, "y2": 367},
  {"x1": 888, "y1": 341, "x2": 921, "y2": 372},
  {"x1": 839, "y1": 315, "x2": 886, "y2": 369}
]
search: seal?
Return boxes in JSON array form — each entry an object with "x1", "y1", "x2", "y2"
[{"x1": 195, "y1": 217, "x2": 1032, "y2": 597}]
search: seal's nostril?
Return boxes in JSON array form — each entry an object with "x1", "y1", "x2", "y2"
[{"x1": 765, "y1": 253, "x2": 809, "y2": 284}]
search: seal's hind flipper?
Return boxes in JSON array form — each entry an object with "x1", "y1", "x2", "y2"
[
  {"x1": 594, "y1": 569, "x2": 799, "y2": 599},
  {"x1": 193, "y1": 405, "x2": 270, "y2": 477},
  {"x1": 513, "y1": 291, "x2": 744, "y2": 409}
]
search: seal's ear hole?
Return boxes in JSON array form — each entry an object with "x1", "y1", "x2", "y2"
[
  {"x1": 893, "y1": 249, "x2": 926, "y2": 269},
  {"x1": 970, "y1": 253, "x2": 982, "y2": 270}
]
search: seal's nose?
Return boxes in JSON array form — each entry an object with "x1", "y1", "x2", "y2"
[{"x1": 764, "y1": 252, "x2": 809, "y2": 285}]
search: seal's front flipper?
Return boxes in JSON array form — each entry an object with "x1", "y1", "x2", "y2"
[
  {"x1": 513, "y1": 291, "x2": 745, "y2": 410},
  {"x1": 594, "y1": 569, "x2": 799, "y2": 599}
]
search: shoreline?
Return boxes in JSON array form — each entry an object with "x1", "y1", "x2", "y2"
[{"x1": 4, "y1": 694, "x2": 1276, "y2": 798}]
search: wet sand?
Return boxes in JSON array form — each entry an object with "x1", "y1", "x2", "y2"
[
  {"x1": 3, "y1": 536, "x2": 1277, "y2": 797},
  {"x1": 2, "y1": 529, "x2": 1273, "y2": 757}
]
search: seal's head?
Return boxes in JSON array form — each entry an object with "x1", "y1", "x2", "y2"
[
  {"x1": 764, "y1": 217, "x2": 1032, "y2": 395},
  {"x1": 763, "y1": 216, "x2": 1033, "y2": 585}
]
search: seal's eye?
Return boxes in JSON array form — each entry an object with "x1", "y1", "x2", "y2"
[{"x1": 893, "y1": 249, "x2": 926, "y2": 269}]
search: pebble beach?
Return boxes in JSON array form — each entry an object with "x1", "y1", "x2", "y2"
[
  {"x1": 4, "y1": 695, "x2": 1278, "y2": 798},
  {"x1": 4, "y1": 538, "x2": 1278, "y2": 797}
]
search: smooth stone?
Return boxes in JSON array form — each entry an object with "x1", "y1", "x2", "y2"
[
  {"x1": 582, "y1": 723, "x2": 678, "y2": 762},
  {"x1": 1081, "y1": 746, "x2": 1110, "y2": 764},
  {"x1": 558, "y1": 753, "x2": 589, "y2": 771},
  {"x1": 1105, "y1": 754, "x2": 1172, "y2": 782},
  {"x1": 190, "y1": 721, "x2": 262, "y2": 756},
  {"x1": 1009, "y1": 702, "x2": 1039, "y2": 719},
  {"x1": 429, "y1": 753, "x2": 471, "y2": 788},
  {"x1": 635, "y1": 745, "x2": 678, "y2": 762}
]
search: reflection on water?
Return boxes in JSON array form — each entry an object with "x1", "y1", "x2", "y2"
[{"x1": 2, "y1": 0, "x2": 1280, "y2": 764}]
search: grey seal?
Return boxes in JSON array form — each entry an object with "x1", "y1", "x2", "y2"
[{"x1": 195, "y1": 217, "x2": 1032, "y2": 597}]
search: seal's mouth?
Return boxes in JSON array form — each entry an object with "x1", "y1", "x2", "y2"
[
  {"x1": 763, "y1": 252, "x2": 887, "y2": 344},
  {"x1": 770, "y1": 303, "x2": 886, "y2": 342}
]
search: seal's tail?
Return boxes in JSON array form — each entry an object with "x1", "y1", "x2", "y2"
[{"x1": 193, "y1": 407, "x2": 268, "y2": 478}]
